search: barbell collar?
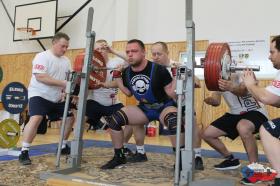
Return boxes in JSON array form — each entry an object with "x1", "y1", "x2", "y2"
[{"x1": 194, "y1": 65, "x2": 204, "y2": 68}]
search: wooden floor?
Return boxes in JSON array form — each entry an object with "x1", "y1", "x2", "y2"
[{"x1": 16, "y1": 122, "x2": 265, "y2": 155}]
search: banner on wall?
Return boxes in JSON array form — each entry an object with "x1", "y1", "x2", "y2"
[{"x1": 228, "y1": 39, "x2": 277, "y2": 78}]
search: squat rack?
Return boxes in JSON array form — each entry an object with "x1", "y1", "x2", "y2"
[
  {"x1": 174, "y1": 0, "x2": 235, "y2": 185},
  {"x1": 40, "y1": 1, "x2": 236, "y2": 186}
]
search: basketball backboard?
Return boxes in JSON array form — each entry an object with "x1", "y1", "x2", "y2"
[{"x1": 13, "y1": 0, "x2": 57, "y2": 41}]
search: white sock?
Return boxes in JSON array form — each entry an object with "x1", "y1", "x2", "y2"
[
  {"x1": 62, "y1": 140, "x2": 67, "y2": 149},
  {"x1": 21, "y1": 142, "x2": 31, "y2": 151},
  {"x1": 136, "y1": 145, "x2": 145, "y2": 154},
  {"x1": 194, "y1": 148, "x2": 202, "y2": 158}
]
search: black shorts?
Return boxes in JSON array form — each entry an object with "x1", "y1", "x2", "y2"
[
  {"x1": 28, "y1": 96, "x2": 73, "y2": 120},
  {"x1": 211, "y1": 111, "x2": 268, "y2": 140},
  {"x1": 262, "y1": 118, "x2": 280, "y2": 139},
  {"x1": 86, "y1": 100, "x2": 124, "y2": 123}
]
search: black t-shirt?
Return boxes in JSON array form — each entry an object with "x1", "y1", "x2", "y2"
[{"x1": 122, "y1": 61, "x2": 173, "y2": 103}]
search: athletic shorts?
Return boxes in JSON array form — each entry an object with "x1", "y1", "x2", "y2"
[
  {"x1": 138, "y1": 100, "x2": 176, "y2": 121},
  {"x1": 28, "y1": 96, "x2": 73, "y2": 119},
  {"x1": 262, "y1": 118, "x2": 280, "y2": 139},
  {"x1": 86, "y1": 99, "x2": 124, "y2": 123},
  {"x1": 211, "y1": 111, "x2": 268, "y2": 140}
]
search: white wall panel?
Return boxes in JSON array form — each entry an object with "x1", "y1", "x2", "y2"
[{"x1": 1, "y1": 0, "x2": 279, "y2": 54}]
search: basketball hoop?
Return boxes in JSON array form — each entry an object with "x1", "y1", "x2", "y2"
[{"x1": 16, "y1": 27, "x2": 37, "y2": 41}]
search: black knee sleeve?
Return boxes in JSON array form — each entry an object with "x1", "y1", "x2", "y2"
[
  {"x1": 164, "y1": 112, "x2": 178, "y2": 135},
  {"x1": 105, "y1": 110, "x2": 129, "y2": 131}
]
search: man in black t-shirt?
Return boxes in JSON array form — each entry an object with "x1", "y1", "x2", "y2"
[{"x1": 100, "y1": 39, "x2": 182, "y2": 169}]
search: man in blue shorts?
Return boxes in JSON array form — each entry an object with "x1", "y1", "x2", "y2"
[
  {"x1": 100, "y1": 39, "x2": 182, "y2": 169},
  {"x1": 19, "y1": 32, "x2": 74, "y2": 165}
]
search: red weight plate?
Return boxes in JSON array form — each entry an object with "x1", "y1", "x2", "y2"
[
  {"x1": 204, "y1": 43, "x2": 220, "y2": 91},
  {"x1": 204, "y1": 43, "x2": 231, "y2": 91},
  {"x1": 205, "y1": 43, "x2": 221, "y2": 91},
  {"x1": 204, "y1": 44, "x2": 215, "y2": 90},
  {"x1": 208, "y1": 44, "x2": 219, "y2": 90},
  {"x1": 73, "y1": 50, "x2": 107, "y2": 89},
  {"x1": 211, "y1": 44, "x2": 223, "y2": 90}
]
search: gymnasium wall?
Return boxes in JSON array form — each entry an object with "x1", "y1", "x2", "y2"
[
  {"x1": 0, "y1": 40, "x2": 278, "y2": 128},
  {"x1": 1, "y1": 0, "x2": 279, "y2": 54}
]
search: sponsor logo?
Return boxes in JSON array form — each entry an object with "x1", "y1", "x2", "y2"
[
  {"x1": 272, "y1": 80, "x2": 280, "y2": 88},
  {"x1": 34, "y1": 64, "x2": 45, "y2": 71},
  {"x1": 241, "y1": 94, "x2": 260, "y2": 111},
  {"x1": 131, "y1": 75, "x2": 150, "y2": 95}
]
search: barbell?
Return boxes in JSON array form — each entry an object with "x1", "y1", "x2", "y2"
[
  {"x1": 73, "y1": 43, "x2": 260, "y2": 91},
  {"x1": 204, "y1": 43, "x2": 260, "y2": 91}
]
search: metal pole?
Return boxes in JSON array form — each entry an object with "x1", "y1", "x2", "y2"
[
  {"x1": 70, "y1": 7, "x2": 95, "y2": 168},
  {"x1": 174, "y1": 67, "x2": 187, "y2": 185},
  {"x1": 179, "y1": 0, "x2": 195, "y2": 185},
  {"x1": 36, "y1": 39, "x2": 46, "y2": 51},
  {"x1": 55, "y1": 72, "x2": 74, "y2": 168},
  {"x1": 0, "y1": 0, "x2": 14, "y2": 26},
  {"x1": 174, "y1": 93, "x2": 183, "y2": 185}
]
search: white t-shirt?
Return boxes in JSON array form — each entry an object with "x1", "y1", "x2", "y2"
[
  {"x1": 222, "y1": 72, "x2": 268, "y2": 116},
  {"x1": 28, "y1": 50, "x2": 71, "y2": 102},
  {"x1": 87, "y1": 58, "x2": 126, "y2": 106},
  {"x1": 266, "y1": 71, "x2": 280, "y2": 96}
]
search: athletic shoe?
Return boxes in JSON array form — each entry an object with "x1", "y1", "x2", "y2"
[
  {"x1": 100, "y1": 156, "x2": 126, "y2": 169},
  {"x1": 56, "y1": 144, "x2": 71, "y2": 155},
  {"x1": 214, "y1": 158, "x2": 241, "y2": 170},
  {"x1": 61, "y1": 144, "x2": 71, "y2": 155},
  {"x1": 241, "y1": 163, "x2": 277, "y2": 183},
  {"x1": 124, "y1": 147, "x2": 134, "y2": 156},
  {"x1": 195, "y1": 156, "x2": 204, "y2": 170},
  {"x1": 19, "y1": 150, "x2": 31, "y2": 165},
  {"x1": 126, "y1": 152, "x2": 148, "y2": 163},
  {"x1": 240, "y1": 177, "x2": 261, "y2": 185}
]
